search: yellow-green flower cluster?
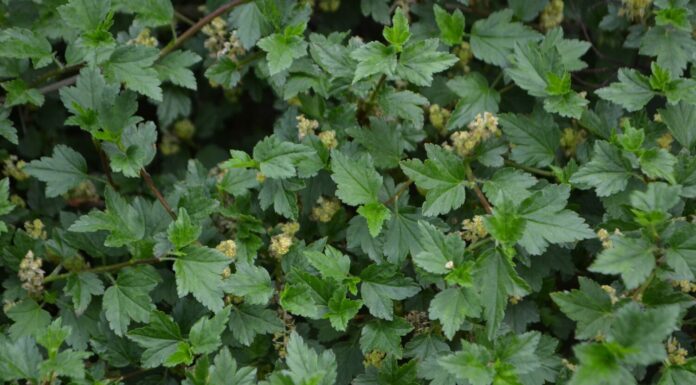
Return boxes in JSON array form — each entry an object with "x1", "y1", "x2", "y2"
[
  {"x1": 449, "y1": 112, "x2": 500, "y2": 157},
  {"x1": 667, "y1": 337, "x2": 688, "y2": 366},
  {"x1": 429, "y1": 104, "x2": 451, "y2": 134},
  {"x1": 216, "y1": 239, "x2": 238, "y2": 259},
  {"x1": 311, "y1": 196, "x2": 341, "y2": 222},
  {"x1": 160, "y1": 133, "x2": 180, "y2": 156},
  {"x1": 559, "y1": 127, "x2": 587, "y2": 157},
  {"x1": 597, "y1": 228, "x2": 612, "y2": 249},
  {"x1": 3, "y1": 155, "x2": 28, "y2": 181},
  {"x1": 24, "y1": 218, "x2": 47, "y2": 240},
  {"x1": 363, "y1": 350, "x2": 387, "y2": 369},
  {"x1": 318, "y1": 0, "x2": 340, "y2": 12},
  {"x1": 453, "y1": 42, "x2": 473, "y2": 73},
  {"x1": 174, "y1": 119, "x2": 196, "y2": 140},
  {"x1": 601, "y1": 284, "x2": 619, "y2": 304},
  {"x1": 65, "y1": 180, "x2": 99, "y2": 204},
  {"x1": 540, "y1": 0, "x2": 564, "y2": 31},
  {"x1": 203, "y1": 17, "x2": 246, "y2": 60},
  {"x1": 18, "y1": 250, "x2": 44, "y2": 296},
  {"x1": 296, "y1": 114, "x2": 320, "y2": 140},
  {"x1": 127, "y1": 28, "x2": 158, "y2": 47},
  {"x1": 269, "y1": 222, "x2": 300, "y2": 258},
  {"x1": 461, "y1": 215, "x2": 488, "y2": 242},
  {"x1": 318, "y1": 130, "x2": 338, "y2": 149},
  {"x1": 657, "y1": 133, "x2": 673, "y2": 150},
  {"x1": 619, "y1": 0, "x2": 653, "y2": 21}
]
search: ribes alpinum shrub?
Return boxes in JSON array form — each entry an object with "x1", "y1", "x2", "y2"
[{"x1": 1, "y1": 0, "x2": 696, "y2": 384}]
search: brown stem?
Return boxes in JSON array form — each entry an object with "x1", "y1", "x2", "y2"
[
  {"x1": 383, "y1": 180, "x2": 413, "y2": 206},
  {"x1": 465, "y1": 165, "x2": 492, "y2": 214},
  {"x1": 140, "y1": 168, "x2": 177, "y2": 220},
  {"x1": 44, "y1": 257, "x2": 161, "y2": 283},
  {"x1": 159, "y1": 0, "x2": 251, "y2": 57}
]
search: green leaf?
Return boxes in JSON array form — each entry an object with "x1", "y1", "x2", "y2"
[
  {"x1": 515, "y1": 184, "x2": 594, "y2": 255},
  {"x1": 360, "y1": 317, "x2": 413, "y2": 358},
  {"x1": 357, "y1": 201, "x2": 391, "y2": 237},
  {"x1": 433, "y1": 4, "x2": 465, "y2": 46},
  {"x1": 128, "y1": 310, "x2": 190, "y2": 368},
  {"x1": 69, "y1": 187, "x2": 146, "y2": 247},
  {"x1": 205, "y1": 57, "x2": 242, "y2": 88},
  {"x1": 174, "y1": 245, "x2": 231, "y2": 311},
  {"x1": 0, "y1": 28, "x2": 52, "y2": 68},
  {"x1": 325, "y1": 292, "x2": 363, "y2": 331},
  {"x1": 400, "y1": 144, "x2": 467, "y2": 216},
  {"x1": 429, "y1": 287, "x2": 481, "y2": 340},
  {"x1": 125, "y1": 0, "x2": 174, "y2": 27},
  {"x1": 590, "y1": 236, "x2": 655, "y2": 290},
  {"x1": 446, "y1": 74, "x2": 500, "y2": 130},
  {"x1": 608, "y1": 303, "x2": 680, "y2": 365},
  {"x1": 189, "y1": 306, "x2": 231, "y2": 355},
  {"x1": 482, "y1": 168, "x2": 536, "y2": 206},
  {"x1": 378, "y1": 89, "x2": 428, "y2": 129},
  {"x1": 253, "y1": 135, "x2": 317, "y2": 179},
  {"x1": 331, "y1": 150, "x2": 382, "y2": 206},
  {"x1": 351, "y1": 41, "x2": 397, "y2": 83},
  {"x1": 469, "y1": 9, "x2": 542, "y2": 67},
  {"x1": 639, "y1": 148, "x2": 677, "y2": 182},
  {"x1": 103, "y1": 45, "x2": 162, "y2": 101},
  {"x1": 64, "y1": 272, "x2": 104, "y2": 315},
  {"x1": 551, "y1": 277, "x2": 614, "y2": 340},
  {"x1": 304, "y1": 245, "x2": 352, "y2": 282},
  {"x1": 24, "y1": 144, "x2": 89, "y2": 198},
  {"x1": 228, "y1": 304, "x2": 283, "y2": 346},
  {"x1": 596, "y1": 68, "x2": 655, "y2": 111},
  {"x1": 57, "y1": 0, "x2": 111, "y2": 32},
  {"x1": 659, "y1": 101, "x2": 696, "y2": 150},
  {"x1": 258, "y1": 26, "x2": 308, "y2": 75},
  {"x1": 229, "y1": 3, "x2": 271, "y2": 50},
  {"x1": 210, "y1": 347, "x2": 257, "y2": 385},
  {"x1": 1, "y1": 79, "x2": 44, "y2": 107},
  {"x1": 439, "y1": 341, "x2": 494, "y2": 385},
  {"x1": 383, "y1": 8, "x2": 411, "y2": 51},
  {"x1": 6, "y1": 300, "x2": 51, "y2": 340},
  {"x1": 167, "y1": 208, "x2": 201, "y2": 250},
  {"x1": 474, "y1": 250, "x2": 529, "y2": 339},
  {"x1": 102, "y1": 266, "x2": 161, "y2": 336},
  {"x1": 665, "y1": 223, "x2": 696, "y2": 280},
  {"x1": 395, "y1": 39, "x2": 457, "y2": 87},
  {"x1": 360, "y1": 265, "x2": 420, "y2": 320},
  {"x1": 0, "y1": 108, "x2": 17, "y2": 144},
  {"x1": 413, "y1": 221, "x2": 465, "y2": 275},
  {"x1": 224, "y1": 263, "x2": 274, "y2": 305},
  {"x1": 570, "y1": 342, "x2": 635, "y2": 385},
  {"x1": 103, "y1": 122, "x2": 157, "y2": 177},
  {"x1": 0, "y1": 336, "x2": 41, "y2": 382},
  {"x1": 155, "y1": 50, "x2": 201, "y2": 90},
  {"x1": 39, "y1": 349, "x2": 91, "y2": 380},
  {"x1": 283, "y1": 332, "x2": 337, "y2": 385},
  {"x1": 499, "y1": 110, "x2": 560, "y2": 167},
  {"x1": 570, "y1": 141, "x2": 635, "y2": 197},
  {"x1": 640, "y1": 26, "x2": 696, "y2": 77}
]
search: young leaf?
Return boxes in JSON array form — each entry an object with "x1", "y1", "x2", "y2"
[{"x1": 433, "y1": 4, "x2": 465, "y2": 46}]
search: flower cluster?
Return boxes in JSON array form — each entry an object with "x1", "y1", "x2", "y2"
[
  {"x1": 461, "y1": 215, "x2": 488, "y2": 242},
  {"x1": 310, "y1": 196, "x2": 341, "y2": 223},
  {"x1": 428, "y1": 104, "x2": 451, "y2": 134},
  {"x1": 216, "y1": 239, "x2": 238, "y2": 259},
  {"x1": 449, "y1": 112, "x2": 500, "y2": 157},
  {"x1": 269, "y1": 222, "x2": 300, "y2": 258},
  {"x1": 318, "y1": 130, "x2": 338, "y2": 149},
  {"x1": 24, "y1": 218, "x2": 47, "y2": 240},
  {"x1": 202, "y1": 17, "x2": 245, "y2": 60},
  {"x1": 559, "y1": 127, "x2": 587, "y2": 157},
  {"x1": 296, "y1": 114, "x2": 320, "y2": 140},
  {"x1": 453, "y1": 42, "x2": 473, "y2": 72},
  {"x1": 619, "y1": 0, "x2": 653, "y2": 21},
  {"x1": 127, "y1": 28, "x2": 158, "y2": 47},
  {"x1": 667, "y1": 337, "x2": 688, "y2": 365},
  {"x1": 18, "y1": 250, "x2": 44, "y2": 296},
  {"x1": 540, "y1": 0, "x2": 564, "y2": 31},
  {"x1": 3, "y1": 155, "x2": 28, "y2": 181},
  {"x1": 174, "y1": 119, "x2": 196, "y2": 141}
]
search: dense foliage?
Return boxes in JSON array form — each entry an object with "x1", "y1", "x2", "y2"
[{"x1": 2, "y1": 0, "x2": 696, "y2": 384}]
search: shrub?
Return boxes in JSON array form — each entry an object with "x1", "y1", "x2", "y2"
[{"x1": 1, "y1": 0, "x2": 695, "y2": 384}]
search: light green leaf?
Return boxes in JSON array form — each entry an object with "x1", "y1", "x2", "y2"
[
  {"x1": 433, "y1": 4, "x2": 465, "y2": 46},
  {"x1": 224, "y1": 263, "x2": 273, "y2": 305},
  {"x1": 499, "y1": 110, "x2": 560, "y2": 167},
  {"x1": 103, "y1": 45, "x2": 162, "y2": 101},
  {"x1": 596, "y1": 68, "x2": 655, "y2": 111},
  {"x1": 551, "y1": 277, "x2": 614, "y2": 340},
  {"x1": 24, "y1": 144, "x2": 89, "y2": 198},
  {"x1": 331, "y1": 150, "x2": 382, "y2": 206},
  {"x1": 128, "y1": 311, "x2": 190, "y2": 368},
  {"x1": 395, "y1": 39, "x2": 457, "y2": 87},
  {"x1": 360, "y1": 265, "x2": 420, "y2": 320},
  {"x1": 64, "y1": 272, "x2": 104, "y2": 315},
  {"x1": 174, "y1": 245, "x2": 231, "y2": 311},
  {"x1": 469, "y1": 9, "x2": 542, "y2": 67},
  {"x1": 429, "y1": 287, "x2": 480, "y2": 340},
  {"x1": 155, "y1": 50, "x2": 201, "y2": 90},
  {"x1": 570, "y1": 141, "x2": 635, "y2": 197},
  {"x1": 590, "y1": 236, "x2": 655, "y2": 290},
  {"x1": 446, "y1": 73, "x2": 500, "y2": 130},
  {"x1": 189, "y1": 306, "x2": 231, "y2": 355},
  {"x1": 102, "y1": 266, "x2": 161, "y2": 336},
  {"x1": 258, "y1": 27, "x2": 308, "y2": 75},
  {"x1": 360, "y1": 317, "x2": 413, "y2": 358}
]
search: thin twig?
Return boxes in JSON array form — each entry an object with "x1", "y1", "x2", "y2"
[
  {"x1": 44, "y1": 257, "x2": 161, "y2": 283},
  {"x1": 140, "y1": 168, "x2": 177, "y2": 220},
  {"x1": 93, "y1": 139, "x2": 117, "y2": 189},
  {"x1": 504, "y1": 159, "x2": 555, "y2": 178},
  {"x1": 465, "y1": 165, "x2": 492, "y2": 214},
  {"x1": 383, "y1": 180, "x2": 413, "y2": 206}
]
